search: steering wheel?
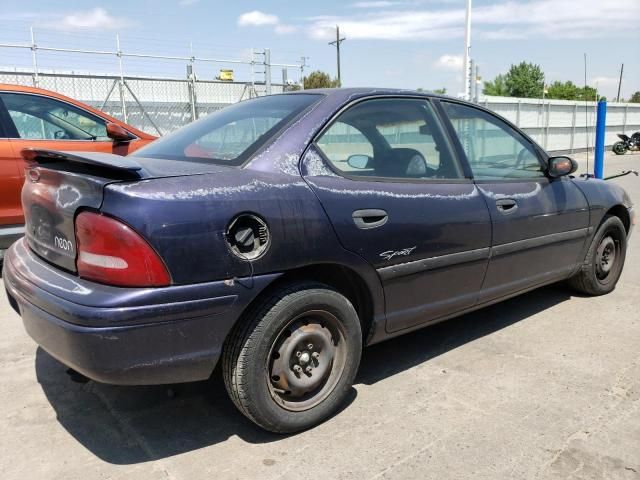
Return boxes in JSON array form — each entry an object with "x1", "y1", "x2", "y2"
[{"x1": 54, "y1": 130, "x2": 70, "y2": 140}]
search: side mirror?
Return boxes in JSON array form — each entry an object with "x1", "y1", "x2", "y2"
[
  {"x1": 548, "y1": 156, "x2": 578, "y2": 178},
  {"x1": 347, "y1": 154, "x2": 370, "y2": 170},
  {"x1": 106, "y1": 122, "x2": 134, "y2": 142}
]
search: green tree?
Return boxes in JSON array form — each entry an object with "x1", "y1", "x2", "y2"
[
  {"x1": 628, "y1": 91, "x2": 640, "y2": 103},
  {"x1": 303, "y1": 71, "x2": 340, "y2": 89},
  {"x1": 504, "y1": 62, "x2": 544, "y2": 98},
  {"x1": 483, "y1": 74, "x2": 509, "y2": 96},
  {"x1": 576, "y1": 85, "x2": 597, "y2": 101},
  {"x1": 546, "y1": 80, "x2": 580, "y2": 100}
]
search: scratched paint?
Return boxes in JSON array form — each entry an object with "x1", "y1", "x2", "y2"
[{"x1": 301, "y1": 147, "x2": 339, "y2": 177}]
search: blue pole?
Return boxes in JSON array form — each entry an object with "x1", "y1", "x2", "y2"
[{"x1": 594, "y1": 100, "x2": 607, "y2": 179}]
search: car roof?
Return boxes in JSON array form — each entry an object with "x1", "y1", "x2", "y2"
[{"x1": 289, "y1": 87, "x2": 442, "y2": 99}]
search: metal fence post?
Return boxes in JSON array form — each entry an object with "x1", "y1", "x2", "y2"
[
  {"x1": 544, "y1": 101, "x2": 551, "y2": 149},
  {"x1": 570, "y1": 102, "x2": 577, "y2": 153},
  {"x1": 116, "y1": 34, "x2": 128, "y2": 122},
  {"x1": 187, "y1": 63, "x2": 197, "y2": 121},
  {"x1": 30, "y1": 27, "x2": 39, "y2": 87},
  {"x1": 299, "y1": 56, "x2": 307, "y2": 90},
  {"x1": 265, "y1": 48, "x2": 272, "y2": 95}
]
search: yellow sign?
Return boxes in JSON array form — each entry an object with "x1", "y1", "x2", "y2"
[{"x1": 219, "y1": 69, "x2": 234, "y2": 81}]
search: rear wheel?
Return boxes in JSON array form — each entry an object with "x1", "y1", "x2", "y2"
[
  {"x1": 612, "y1": 142, "x2": 627, "y2": 155},
  {"x1": 222, "y1": 282, "x2": 362, "y2": 433},
  {"x1": 569, "y1": 215, "x2": 627, "y2": 296}
]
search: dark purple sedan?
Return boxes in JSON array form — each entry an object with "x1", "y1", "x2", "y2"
[{"x1": 3, "y1": 89, "x2": 635, "y2": 433}]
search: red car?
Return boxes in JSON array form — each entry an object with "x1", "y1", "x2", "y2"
[{"x1": 0, "y1": 84, "x2": 155, "y2": 255}]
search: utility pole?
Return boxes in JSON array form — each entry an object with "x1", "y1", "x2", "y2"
[
  {"x1": 299, "y1": 56, "x2": 308, "y2": 89},
  {"x1": 469, "y1": 59, "x2": 475, "y2": 101},
  {"x1": 616, "y1": 63, "x2": 624, "y2": 102},
  {"x1": 462, "y1": 0, "x2": 472, "y2": 99},
  {"x1": 474, "y1": 64, "x2": 480, "y2": 103},
  {"x1": 328, "y1": 25, "x2": 346, "y2": 86}
]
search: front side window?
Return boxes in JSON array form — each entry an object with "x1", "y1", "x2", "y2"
[
  {"x1": 0, "y1": 93, "x2": 108, "y2": 140},
  {"x1": 441, "y1": 102, "x2": 544, "y2": 180},
  {"x1": 315, "y1": 98, "x2": 463, "y2": 180},
  {"x1": 135, "y1": 94, "x2": 321, "y2": 166}
]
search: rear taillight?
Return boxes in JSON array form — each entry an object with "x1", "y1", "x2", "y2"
[{"x1": 75, "y1": 211, "x2": 170, "y2": 287}]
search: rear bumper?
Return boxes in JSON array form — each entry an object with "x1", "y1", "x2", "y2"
[{"x1": 3, "y1": 239, "x2": 279, "y2": 385}]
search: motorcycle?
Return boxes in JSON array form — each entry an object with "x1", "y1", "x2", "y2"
[{"x1": 612, "y1": 132, "x2": 640, "y2": 155}]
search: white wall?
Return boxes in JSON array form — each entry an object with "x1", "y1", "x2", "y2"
[{"x1": 482, "y1": 96, "x2": 640, "y2": 152}]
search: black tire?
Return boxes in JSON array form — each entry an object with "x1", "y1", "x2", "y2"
[
  {"x1": 222, "y1": 282, "x2": 362, "y2": 433},
  {"x1": 569, "y1": 215, "x2": 627, "y2": 296},
  {"x1": 612, "y1": 142, "x2": 627, "y2": 155}
]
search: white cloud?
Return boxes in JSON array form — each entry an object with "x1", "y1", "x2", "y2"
[
  {"x1": 238, "y1": 11, "x2": 279, "y2": 27},
  {"x1": 309, "y1": 10, "x2": 464, "y2": 41},
  {"x1": 308, "y1": 0, "x2": 640, "y2": 41},
  {"x1": 238, "y1": 10, "x2": 298, "y2": 35},
  {"x1": 56, "y1": 8, "x2": 132, "y2": 30},
  {"x1": 434, "y1": 54, "x2": 463, "y2": 72}
]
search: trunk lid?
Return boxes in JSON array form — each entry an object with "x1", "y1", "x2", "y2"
[{"x1": 21, "y1": 148, "x2": 230, "y2": 272}]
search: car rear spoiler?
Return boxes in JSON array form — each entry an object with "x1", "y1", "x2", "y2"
[{"x1": 21, "y1": 148, "x2": 146, "y2": 179}]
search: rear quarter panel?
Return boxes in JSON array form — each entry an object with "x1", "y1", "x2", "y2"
[{"x1": 102, "y1": 169, "x2": 384, "y2": 292}]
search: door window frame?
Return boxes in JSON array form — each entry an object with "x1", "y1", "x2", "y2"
[
  {"x1": 0, "y1": 91, "x2": 137, "y2": 142},
  {"x1": 435, "y1": 99, "x2": 551, "y2": 184},
  {"x1": 309, "y1": 95, "x2": 473, "y2": 185},
  {"x1": 0, "y1": 94, "x2": 17, "y2": 139}
]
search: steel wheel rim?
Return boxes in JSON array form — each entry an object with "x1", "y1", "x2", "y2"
[
  {"x1": 613, "y1": 143, "x2": 626, "y2": 154},
  {"x1": 595, "y1": 235, "x2": 618, "y2": 281},
  {"x1": 267, "y1": 310, "x2": 347, "y2": 412}
]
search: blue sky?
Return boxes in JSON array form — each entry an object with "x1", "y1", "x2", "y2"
[{"x1": 1, "y1": 0, "x2": 639, "y2": 99}]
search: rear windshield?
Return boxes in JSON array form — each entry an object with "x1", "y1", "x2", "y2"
[{"x1": 133, "y1": 94, "x2": 321, "y2": 166}]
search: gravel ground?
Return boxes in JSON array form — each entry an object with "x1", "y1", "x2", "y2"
[{"x1": 1, "y1": 151, "x2": 638, "y2": 480}]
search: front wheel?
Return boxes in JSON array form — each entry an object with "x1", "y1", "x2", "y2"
[
  {"x1": 568, "y1": 215, "x2": 627, "y2": 296},
  {"x1": 612, "y1": 142, "x2": 627, "y2": 155},
  {"x1": 222, "y1": 282, "x2": 362, "y2": 433}
]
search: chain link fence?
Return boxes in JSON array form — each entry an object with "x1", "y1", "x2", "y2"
[
  {"x1": 0, "y1": 70, "x2": 286, "y2": 135},
  {"x1": 2, "y1": 69, "x2": 639, "y2": 153}
]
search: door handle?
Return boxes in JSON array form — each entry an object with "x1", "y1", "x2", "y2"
[
  {"x1": 352, "y1": 209, "x2": 388, "y2": 229},
  {"x1": 495, "y1": 198, "x2": 518, "y2": 214}
]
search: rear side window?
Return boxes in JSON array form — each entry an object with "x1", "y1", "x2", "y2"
[
  {"x1": 135, "y1": 94, "x2": 322, "y2": 166},
  {"x1": 0, "y1": 93, "x2": 108, "y2": 140},
  {"x1": 316, "y1": 98, "x2": 463, "y2": 180}
]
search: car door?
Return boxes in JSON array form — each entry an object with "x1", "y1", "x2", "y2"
[
  {"x1": 0, "y1": 103, "x2": 23, "y2": 227},
  {"x1": 440, "y1": 101, "x2": 590, "y2": 303},
  {"x1": 303, "y1": 97, "x2": 492, "y2": 333},
  {"x1": 0, "y1": 92, "x2": 131, "y2": 164}
]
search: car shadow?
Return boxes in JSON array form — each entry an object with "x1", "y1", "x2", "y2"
[{"x1": 35, "y1": 283, "x2": 574, "y2": 464}]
